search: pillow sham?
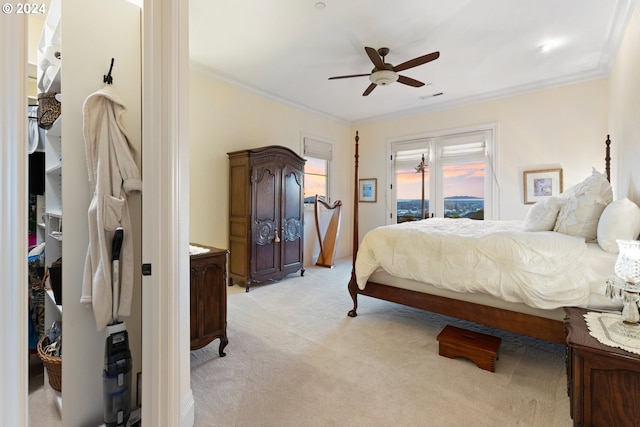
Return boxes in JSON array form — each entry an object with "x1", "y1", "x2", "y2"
[
  {"x1": 524, "y1": 196, "x2": 562, "y2": 231},
  {"x1": 597, "y1": 198, "x2": 640, "y2": 253},
  {"x1": 554, "y1": 169, "x2": 612, "y2": 241}
]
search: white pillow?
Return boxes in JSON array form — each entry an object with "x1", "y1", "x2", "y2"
[
  {"x1": 554, "y1": 169, "x2": 613, "y2": 241},
  {"x1": 597, "y1": 198, "x2": 640, "y2": 253},
  {"x1": 524, "y1": 196, "x2": 562, "y2": 231}
]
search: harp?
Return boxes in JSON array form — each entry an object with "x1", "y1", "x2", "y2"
[{"x1": 314, "y1": 195, "x2": 342, "y2": 268}]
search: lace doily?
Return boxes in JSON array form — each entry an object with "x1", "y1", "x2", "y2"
[{"x1": 584, "y1": 311, "x2": 640, "y2": 355}]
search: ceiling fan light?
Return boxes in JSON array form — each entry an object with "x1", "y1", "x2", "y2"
[
  {"x1": 370, "y1": 70, "x2": 398, "y2": 86},
  {"x1": 539, "y1": 42, "x2": 555, "y2": 53}
]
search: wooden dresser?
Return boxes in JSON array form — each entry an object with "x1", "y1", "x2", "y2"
[
  {"x1": 227, "y1": 146, "x2": 306, "y2": 291},
  {"x1": 564, "y1": 307, "x2": 640, "y2": 427},
  {"x1": 190, "y1": 244, "x2": 229, "y2": 356}
]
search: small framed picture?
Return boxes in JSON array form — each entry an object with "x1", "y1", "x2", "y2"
[
  {"x1": 359, "y1": 178, "x2": 377, "y2": 203},
  {"x1": 523, "y1": 168, "x2": 563, "y2": 204}
]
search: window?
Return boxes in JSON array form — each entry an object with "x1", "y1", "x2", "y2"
[
  {"x1": 441, "y1": 163, "x2": 484, "y2": 218},
  {"x1": 390, "y1": 128, "x2": 495, "y2": 223},
  {"x1": 437, "y1": 133, "x2": 488, "y2": 219},
  {"x1": 303, "y1": 137, "x2": 332, "y2": 204},
  {"x1": 392, "y1": 139, "x2": 432, "y2": 222}
]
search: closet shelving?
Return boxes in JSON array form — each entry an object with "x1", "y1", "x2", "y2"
[
  {"x1": 39, "y1": 0, "x2": 62, "y2": 293},
  {"x1": 37, "y1": 0, "x2": 62, "y2": 410},
  {"x1": 28, "y1": 23, "x2": 43, "y2": 244},
  {"x1": 44, "y1": 114, "x2": 62, "y2": 243}
]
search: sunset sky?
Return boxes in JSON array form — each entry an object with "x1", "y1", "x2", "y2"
[
  {"x1": 304, "y1": 157, "x2": 328, "y2": 198},
  {"x1": 396, "y1": 163, "x2": 484, "y2": 199},
  {"x1": 305, "y1": 161, "x2": 485, "y2": 200}
]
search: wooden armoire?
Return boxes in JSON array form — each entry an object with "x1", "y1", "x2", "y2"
[{"x1": 227, "y1": 145, "x2": 306, "y2": 291}]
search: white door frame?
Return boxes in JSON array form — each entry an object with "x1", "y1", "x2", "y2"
[
  {"x1": 1, "y1": 12, "x2": 29, "y2": 427},
  {"x1": 141, "y1": 0, "x2": 193, "y2": 425}
]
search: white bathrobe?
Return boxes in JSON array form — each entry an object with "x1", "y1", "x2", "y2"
[{"x1": 81, "y1": 85, "x2": 141, "y2": 330}]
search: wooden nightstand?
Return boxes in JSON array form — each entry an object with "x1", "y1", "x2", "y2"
[
  {"x1": 190, "y1": 245, "x2": 229, "y2": 356},
  {"x1": 564, "y1": 307, "x2": 640, "y2": 427}
]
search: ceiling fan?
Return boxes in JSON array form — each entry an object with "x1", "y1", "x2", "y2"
[{"x1": 328, "y1": 47, "x2": 440, "y2": 96}]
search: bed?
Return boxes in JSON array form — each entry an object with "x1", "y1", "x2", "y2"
[{"x1": 347, "y1": 134, "x2": 636, "y2": 344}]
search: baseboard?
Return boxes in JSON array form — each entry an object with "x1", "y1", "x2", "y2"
[{"x1": 181, "y1": 389, "x2": 195, "y2": 427}]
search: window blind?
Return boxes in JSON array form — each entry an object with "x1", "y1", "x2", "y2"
[
  {"x1": 304, "y1": 138, "x2": 333, "y2": 161},
  {"x1": 392, "y1": 139, "x2": 430, "y2": 170},
  {"x1": 439, "y1": 131, "x2": 489, "y2": 162},
  {"x1": 440, "y1": 141, "x2": 486, "y2": 158}
]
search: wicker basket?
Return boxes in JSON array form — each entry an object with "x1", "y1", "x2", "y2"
[
  {"x1": 37, "y1": 92, "x2": 61, "y2": 130},
  {"x1": 37, "y1": 336, "x2": 61, "y2": 392}
]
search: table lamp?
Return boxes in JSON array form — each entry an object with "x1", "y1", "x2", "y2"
[{"x1": 606, "y1": 240, "x2": 640, "y2": 327}]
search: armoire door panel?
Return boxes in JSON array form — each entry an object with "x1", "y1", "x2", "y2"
[
  {"x1": 229, "y1": 164, "x2": 248, "y2": 218},
  {"x1": 281, "y1": 166, "x2": 304, "y2": 270},
  {"x1": 252, "y1": 165, "x2": 279, "y2": 277},
  {"x1": 228, "y1": 238, "x2": 247, "y2": 282},
  {"x1": 254, "y1": 167, "x2": 278, "y2": 222},
  {"x1": 282, "y1": 238, "x2": 302, "y2": 268},
  {"x1": 230, "y1": 220, "x2": 247, "y2": 238},
  {"x1": 254, "y1": 242, "x2": 279, "y2": 276},
  {"x1": 281, "y1": 168, "x2": 303, "y2": 218}
]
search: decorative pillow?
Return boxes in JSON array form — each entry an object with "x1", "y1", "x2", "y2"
[
  {"x1": 597, "y1": 198, "x2": 640, "y2": 253},
  {"x1": 554, "y1": 169, "x2": 613, "y2": 241},
  {"x1": 524, "y1": 196, "x2": 562, "y2": 231}
]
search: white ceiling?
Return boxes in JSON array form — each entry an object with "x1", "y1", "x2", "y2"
[{"x1": 189, "y1": 0, "x2": 636, "y2": 124}]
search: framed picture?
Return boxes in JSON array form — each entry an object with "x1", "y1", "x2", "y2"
[
  {"x1": 523, "y1": 168, "x2": 563, "y2": 204},
  {"x1": 359, "y1": 178, "x2": 377, "y2": 203}
]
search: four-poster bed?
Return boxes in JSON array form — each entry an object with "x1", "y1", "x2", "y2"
[{"x1": 347, "y1": 133, "x2": 620, "y2": 344}]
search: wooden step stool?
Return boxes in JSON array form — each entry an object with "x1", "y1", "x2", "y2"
[{"x1": 436, "y1": 325, "x2": 501, "y2": 372}]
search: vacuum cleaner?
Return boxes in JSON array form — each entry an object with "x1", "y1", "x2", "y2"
[{"x1": 103, "y1": 227, "x2": 132, "y2": 427}]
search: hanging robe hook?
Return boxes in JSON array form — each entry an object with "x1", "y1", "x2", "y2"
[{"x1": 103, "y1": 58, "x2": 115, "y2": 85}]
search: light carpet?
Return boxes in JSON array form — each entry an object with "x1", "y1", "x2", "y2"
[{"x1": 190, "y1": 258, "x2": 572, "y2": 427}]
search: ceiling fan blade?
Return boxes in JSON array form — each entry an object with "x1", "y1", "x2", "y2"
[
  {"x1": 362, "y1": 83, "x2": 377, "y2": 96},
  {"x1": 397, "y1": 75, "x2": 425, "y2": 87},
  {"x1": 393, "y1": 51, "x2": 440, "y2": 72},
  {"x1": 365, "y1": 46, "x2": 385, "y2": 69},
  {"x1": 328, "y1": 73, "x2": 371, "y2": 80}
]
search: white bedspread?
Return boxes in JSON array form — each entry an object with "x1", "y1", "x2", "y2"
[{"x1": 355, "y1": 218, "x2": 590, "y2": 309}]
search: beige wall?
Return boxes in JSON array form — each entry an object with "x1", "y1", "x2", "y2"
[
  {"x1": 353, "y1": 78, "x2": 609, "y2": 235},
  {"x1": 609, "y1": 2, "x2": 640, "y2": 205},
  {"x1": 189, "y1": 70, "x2": 353, "y2": 265}
]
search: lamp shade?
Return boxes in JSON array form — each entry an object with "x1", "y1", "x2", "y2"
[
  {"x1": 369, "y1": 70, "x2": 398, "y2": 86},
  {"x1": 615, "y1": 239, "x2": 640, "y2": 283}
]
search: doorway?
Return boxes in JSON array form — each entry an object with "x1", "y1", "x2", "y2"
[{"x1": 3, "y1": 2, "x2": 191, "y2": 426}]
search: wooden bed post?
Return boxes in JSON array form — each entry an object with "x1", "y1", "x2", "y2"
[
  {"x1": 605, "y1": 134, "x2": 611, "y2": 183},
  {"x1": 348, "y1": 131, "x2": 360, "y2": 317}
]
